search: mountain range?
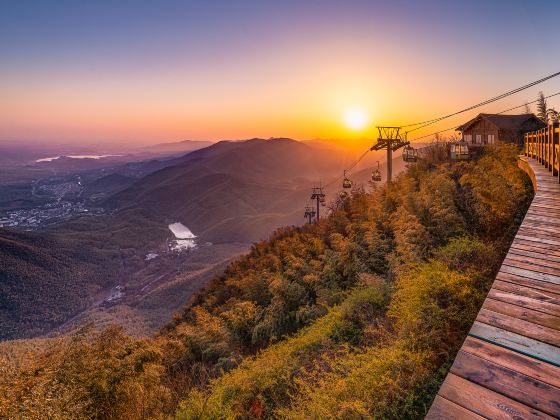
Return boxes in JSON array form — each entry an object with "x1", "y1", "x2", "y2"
[
  {"x1": 107, "y1": 138, "x2": 369, "y2": 242},
  {"x1": 1, "y1": 137, "x2": 383, "y2": 339}
]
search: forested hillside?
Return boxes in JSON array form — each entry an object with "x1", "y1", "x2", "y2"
[
  {"x1": 0, "y1": 144, "x2": 532, "y2": 419},
  {"x1": 0, "y1": 230, "x2": 122, "y2": 339}
]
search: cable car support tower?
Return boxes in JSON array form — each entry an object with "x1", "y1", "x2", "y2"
[
  {"x1": 370, "y1": 126, "x2": 409, "y2": 182},
  {"x1": 310, "y1": 186, "x2": 326, "y2": 220}
]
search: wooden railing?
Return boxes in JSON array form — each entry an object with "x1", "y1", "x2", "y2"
[
  {"x1": 427, "y1": 153, "x2": 560, "y2": 418},
  {"x1": 524, "y1": 122, "x2": 560, "y2": 181}
]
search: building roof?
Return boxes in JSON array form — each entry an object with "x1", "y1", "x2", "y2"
[{"x1": 456, "y1": 113, "x2": 546, "y2": 131}]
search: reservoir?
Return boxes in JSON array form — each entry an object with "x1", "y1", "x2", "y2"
[{"x1": 168, "y1": 222, "x2": 197, "y2": 251}]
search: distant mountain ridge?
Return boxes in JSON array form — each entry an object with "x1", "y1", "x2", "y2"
[
  {"x1": 140, "y1": 139, "x2": 213, "y2": 155},
  {"x1": 107, "y1": 138, "x2": 361, "y2": 242}
]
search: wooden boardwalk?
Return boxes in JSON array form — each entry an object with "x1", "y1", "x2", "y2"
[{"x1": 427, "y1": 156, "x2": 560, "y2": 419}]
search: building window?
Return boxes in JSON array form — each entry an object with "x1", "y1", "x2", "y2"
[
  {"x1": 476, "y1": 134, "x2": 482, "y2": 144},
  {"x1": 464, "y1": 134, "x2": 472, "y2": 142},
  {"x1": 487, "y1": 134, "x2": 495, "y2": 144}
]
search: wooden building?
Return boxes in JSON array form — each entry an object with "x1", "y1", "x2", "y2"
[{"x1": 456, "y1": 113, "x2": 545, "y2": 146}]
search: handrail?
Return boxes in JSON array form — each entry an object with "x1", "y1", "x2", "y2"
[
  {"x1": 524, "y1": 122, "x2": 560, "y2": 180},
  {"x1": 426, "y1": 156, "x2": 560, "y2": 418}
]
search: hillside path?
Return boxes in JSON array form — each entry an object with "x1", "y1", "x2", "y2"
[{"x1": 426, "y1": 156, "x2": 560, "y2": 419}]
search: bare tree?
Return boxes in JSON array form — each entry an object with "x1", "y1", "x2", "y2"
[{"x1": 523, "y1": 101, "x2": 531, "y2": 114}]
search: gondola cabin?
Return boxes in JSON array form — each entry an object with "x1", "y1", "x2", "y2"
[
  {"x1": 449, "y1": 141, "x2": 469, "y2": 160},
  {"x1": 371, "y1": 161, "x2": 382, "y2": 182},
  {"x1": 402, "y1": 145, "x2": 418, "y2": 162},
  {"x1": 342, "y1": 170, "x2": 353, "y2": 188}
]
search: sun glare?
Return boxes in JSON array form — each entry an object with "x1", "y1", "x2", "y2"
[{"x1": 343, "y1": 107, "x2": 369, "y2": 131}]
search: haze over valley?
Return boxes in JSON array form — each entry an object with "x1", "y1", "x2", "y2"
[{"x1": 0, "y1": 137, "x2": 394, "y2": 339}]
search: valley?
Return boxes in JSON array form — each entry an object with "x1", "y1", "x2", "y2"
[{"x1": 0, "y1": 138, "x2": 391, "y2": 340}]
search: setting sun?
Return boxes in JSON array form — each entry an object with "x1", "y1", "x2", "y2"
[{"x1": 343, "y1": 107, "x2": 369, "y2": 131}]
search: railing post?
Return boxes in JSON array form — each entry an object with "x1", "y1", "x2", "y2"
[
  {"x1": 548, "y1": 124, "x2": 553, "y2": 170},
  {"x1": 547, "y1": 125, "x2": 550, "y2": 169},
  {"x1": 550, "y1": 122, "x2": 560, "y2": 176},
  {"x1": 533, "y1": 133, "x2": 537, "y2": 159},
  {"x1": 537, "y1": 130, "x2": 541, "y2": 162},
  {"x1": 538, "y1": 128, "x2": 542, "y2": 164},
  {"x1": 541, "y1": 129, "x2": 545, "y2": 163},
  {"x1": 545, "y1": 126, "x2": 549, "y2": 169},
  {"x1": 544, "y1": 128, "x2": 547, "y2": 165}
]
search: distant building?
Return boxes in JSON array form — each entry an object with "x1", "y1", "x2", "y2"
[{"x1": 456, "y1": 113, "x2": 545, "y2": 146}]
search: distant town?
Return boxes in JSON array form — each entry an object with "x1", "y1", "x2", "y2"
[{"x1": 0, "y1": 177, "x2": 106, "y2": 229}]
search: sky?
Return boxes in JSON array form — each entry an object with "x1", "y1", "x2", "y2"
[{"x1": 1, "y1": 0, "x2": 560, "y2": 147}]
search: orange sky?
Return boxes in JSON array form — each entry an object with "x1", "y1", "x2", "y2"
[{"x1": 1, "y1": 1, "x2": 559, "y2": 147}]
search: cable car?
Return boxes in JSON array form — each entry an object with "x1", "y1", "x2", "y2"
[
  {"x1": 319, "y1": 196, "x2": 326, "y2": 206},
  {"x1": 304, "y1": 205, "x2": 316, "y2": 222},
  {"x1": 304, "y1": 206, "x2": 316, "y2": 218},
  {"x1": 371, "y1": 161, "x2": 382, "y2": 182},
  {"x1": 402, "y1": 145, "x2": 418, "y2": 163},
  {"x1": 449, "y1": 141, "x2": 469, "y2": 161},
  {"x1": 342, "y1": 170, "x2": 353, "y2": 189}
]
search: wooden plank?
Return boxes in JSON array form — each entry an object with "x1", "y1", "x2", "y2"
[
  {"x1": 462, "y1": 336, "x2": 560, "y2": 388},
  {"x1": 511, "y1": 238, "x2": 560, "y2": 255},
  {"x1": 518, "y1": 225, "x2": 560, "y2": 239},
  {"x1": 519, "y1": 220, "x2": 560, "y2": 232},
  {"x1": 488, "y1": 288, "x2": 560, "y2": 317},
  {"x1": 521, "y1": 220, "x2": 560, "y2": 231},
  {"x1": 523, "y1": 214, "x2": 560, "y2": 224},
  {"x1": 533, "y1": 198, "x2": 560, "y2": 202},
  {"x1": 502, "y1": 257, "x2": 560, "y2": 276},
  {"x1": 529, "y1": 203, "x2": 560, "y2": 213},
  {"x1": 508, "y1": 247, "x2": 560, "y2": 265},
  {"x1": 496, "y1": 271, "x2": 560, "y2": 295},
  {"x1": 426, "y1": 395, "x2": 484, "y2": 420},
  {"x1": 522, "y1": 212, "x2": 560, "y2": 220},
  {"x1": 533, "y1": 192, "x2": 560, "y2": 198},
  {"x1": 468, "y1": 322, "x2": 560, "y2": 366},
  {"x1": 493, "y1": 280, "x2": 560, "y2": 304},
  {"x1": 505, "y1": 253, "x2": 560, "y2": 272},
  {"x1": 515, "y1": 235, "x2": 560, "y2": 248},
  {"x1": 450, "y1": 350, "x2": 560, "y2": 416},
  {"x1": 532, "y1": 195, "x2": 560, "y2": 200},
  {"x1": 482, "y1": 298, "x2": 560, "y2": 331},
  {"x1": 477, "y1": 308, "x2": 560, "y2": 346},
  {"x1": 524, "y1": 202, "x2": 560, "y2": 210},
  {"x1": 517, "y1": 228, "x2": 560, "y2": 242},
  {"x1": 530, "y1": 199, "x2": 560, "y2": 206},
  {"x1": 437, "y1": 373, "x2": 554, "y2": 420},
  {"x1": 499, "y1": 265, "x2": 560, "y2": 286}
]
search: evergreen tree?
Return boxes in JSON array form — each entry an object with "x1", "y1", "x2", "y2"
[{"x1": 536, "y1": 91, "x2": 548, "y2": 122}]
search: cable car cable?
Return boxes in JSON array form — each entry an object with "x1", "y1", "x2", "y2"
[
  {"x1": 402, "y1": 71, "x2": 560, "y2": 133},
  {"x1": 407, "y1": 90, "x2": 560, "y2": 143}
]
